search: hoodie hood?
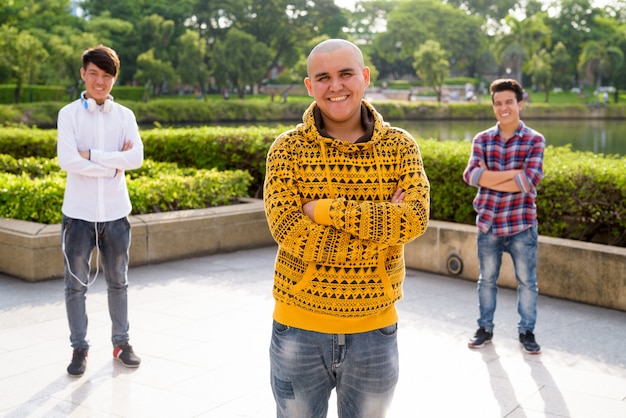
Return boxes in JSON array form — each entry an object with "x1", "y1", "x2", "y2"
[{"x1": 297, "y1": 99, "x2": 391, "y2": 153}]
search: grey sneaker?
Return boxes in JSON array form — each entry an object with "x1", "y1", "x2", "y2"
[
  {"x1": 67, "y1": 348, "x2": 88, "y2": 376},
  {"x1": 113, "y1": 343, "x2": 141, "y2": 367},
  {"x1": 468, "y1": 327, "x2": 493, "y2": 348},
  {"x1": 519, "y1": 331, "x2": 541, "y2": 354}
]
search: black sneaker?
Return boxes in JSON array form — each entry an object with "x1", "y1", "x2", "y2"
[
  {"x1": 519, "y1": 331, "x2": 541, "y2": 354},
  {"x1": 113, "y1": 342, "x2": 141, "y2": 367},
  {"x1": 67, "y1": 348, "x2": 88, "y2": 376},
  {"x1": 468, "y1": 327, "x2": 493, "y2": 348}
]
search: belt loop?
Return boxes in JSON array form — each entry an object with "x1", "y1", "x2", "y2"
[{"x1": 338, "y1": 333, "x2": 345, "y2": 346}]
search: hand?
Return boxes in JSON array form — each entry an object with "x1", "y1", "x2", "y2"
[
  {"x1": 303, "y1": 200, "x2": 316, "y2": 220},
  {"x1": 121, "y1": 140, "x2": 133, "y2": 151},
  {"x1": 115, "y1": 140, "x2": 133, "y2": 176},
  {"x1": 391, "y1": 187, "x2": 405, "y2": 204}
]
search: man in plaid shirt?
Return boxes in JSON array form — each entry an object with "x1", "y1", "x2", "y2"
[{"x1": 463, "y1": 78, "x2": 545, "y2": 354}]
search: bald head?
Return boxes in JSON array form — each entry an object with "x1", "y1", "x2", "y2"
[{"x1": 306, "y1": 39, "x2": 365, "y2": 76}]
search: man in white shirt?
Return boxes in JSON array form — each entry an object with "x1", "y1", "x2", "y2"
[{"x1": 57, "y1": 45, "x2": 144, "y2": 376}]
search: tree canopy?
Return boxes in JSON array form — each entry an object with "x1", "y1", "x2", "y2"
[{"x1": 0, "y1": 0, "x2": 625, "y2": 102}]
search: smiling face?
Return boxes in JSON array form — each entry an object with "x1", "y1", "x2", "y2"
[
  {"x1": 492, "y1": 89, "x2": 523, "y2": 131},
  {"x1": 80, "y1": 62, "x2": 116, "y2": 105},
  {"x1": 304, "y1": 42, "x2": 370, "y2": 129}
]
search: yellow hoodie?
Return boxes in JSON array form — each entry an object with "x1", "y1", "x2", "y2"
[{"x1": 264, "y1": 100, "x2": 430, "y2": 334}]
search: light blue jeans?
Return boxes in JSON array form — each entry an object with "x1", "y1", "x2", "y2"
[
  {"x1": 270, "y1": 321, "x2": 399, "y2": 418},
  {"x1": 62, "y1": 216, "x2": 131, "y2": 350},
  {"x1": 476, "y1": 225, "x2": 539, "y2": 334}
]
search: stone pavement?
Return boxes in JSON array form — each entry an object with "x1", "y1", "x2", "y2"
[{"x1": 0, "y1": 245, "x2": 624, "y2": 418}]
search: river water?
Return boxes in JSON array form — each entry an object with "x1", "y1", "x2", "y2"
[
  {"x1": 398, "y1": 119, "x2": 626, "y2": 156},
  {"x1": 177, "y1": 118, "x2": 626, "y2": 156}
]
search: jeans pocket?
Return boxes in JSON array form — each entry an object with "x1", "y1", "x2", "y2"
[
  {"x1": 272, "y1": 320, "x2": 290, "y2": 334},
  {"x1": 377, "y1": 323, "x2": 398, "y2": 336}
]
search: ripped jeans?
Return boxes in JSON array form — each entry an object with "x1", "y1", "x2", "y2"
[{"x1": 270, "y1": 321, "x2": 399, "y2": 418}]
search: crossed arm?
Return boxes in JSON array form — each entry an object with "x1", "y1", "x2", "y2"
[
  {"x1": 78, "y1": 140, "x2": 134, "y2": 176},
  {"x1": 476, "y1": 160, "x2": 522, "y2": 192},
  {"x1": 302, "y1": 187, "x2": 406, "y2": 221}
]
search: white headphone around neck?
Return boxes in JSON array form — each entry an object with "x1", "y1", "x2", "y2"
[{"x1": 80, "y1": 91, "x2": 114, "y2": 113}]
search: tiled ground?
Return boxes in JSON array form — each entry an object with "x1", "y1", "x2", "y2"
[{"x1": 1, "y1": 245, "x2": 625, "y2": 417}]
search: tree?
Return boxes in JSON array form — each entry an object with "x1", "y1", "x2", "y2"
[
  {"x1": 412, "y1": 40, "x2": 449, "y2": 103},
  {"x1": 8, "y1": 0, "x2": 78, "y2": 32},
  {"x1": 239, "y1": 0, "x2": 345, "y2": 88},
  {"x1": 373, "y1": 0, "x2": 485, "y2": 80},
  {"x1": 47, "y1": 30, "x2": 101, "y2": 99},
  {"x1": 577, "y1": 41, "x2": 624, "y2": 90},
  {"x1": 445, "y1": 0, "x2": 518, "y2": 21},
  {"x1": 527, "y1": 49, "x2": 552, "y2": 102},
  {"x1": 176, "y1": 29, "x2": 210, "y2": 94},
  {"x1": 546, "y1": 0, "x2": 600, "y2": 86},
  {"x1": 494, "y1": 12, "x2": 551, "y2": 82},
  {"x1": 212, "y1": 28, "x2": 272, "y2": 98},
  {"x1": 343, "y1": 0, "x2": 396, "y2": 43},
  {"x1": 0, "y1": 25, "x2": 49, "y2": 103},
  {"x1": 82, "y1": 12, "x2": 135, "y2": 85},
  {"x1": 136, "y1": 14, "x2": 176, "y2": 62},
  {"x1": 551, "y1": 41, "x2": 573, "y2": 89},
  {"x1": 134, "y1": 48, "x2": 179, "y2": 97}
]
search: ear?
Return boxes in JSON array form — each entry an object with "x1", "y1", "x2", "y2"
[
  {"x1": 304, "y1": 77, "x2": 313, "y2": 96},
  {"x1": 362, "y1": 66, "x2": 371, "y2": 88},
  {"x1": 80, "y1": 67, "x2": 86, "y2": 82}
]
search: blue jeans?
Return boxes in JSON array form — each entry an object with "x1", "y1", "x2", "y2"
[
  {"x1": 476, "y1": 226, "x2": 538, "y2": 334},
  {"x1": 270, "y1": 321, "x2": 399, "y2": 418},
  {"x1": 62, "y1": 216, "x2": 131, "y2": 350}
]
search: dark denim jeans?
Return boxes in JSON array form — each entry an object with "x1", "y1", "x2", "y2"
[
  {"x1": 62, "y1": 216, "x2": 131, "y2": 349},
  {"x1": 476, "y1": 225, "x2": 539, "y2": 334},
  {"x1": 270, "y1": 320, "x2": 399, "y2": 418}
]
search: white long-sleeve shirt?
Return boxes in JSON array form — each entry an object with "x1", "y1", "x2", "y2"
[{"x1": 57, "y1": 99, "x2": 144, "y2": 222}]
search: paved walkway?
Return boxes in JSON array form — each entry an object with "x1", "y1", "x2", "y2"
[{"x1": 0, "y1": 245, "x2": 624, "y2": 418}]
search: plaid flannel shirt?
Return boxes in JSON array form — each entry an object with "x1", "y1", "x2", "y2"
[{"x1": 462, "y1": 121, "x2": 545, "y2": 236}]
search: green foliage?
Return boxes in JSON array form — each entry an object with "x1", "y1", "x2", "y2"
[
  {"x1": 0, "y1": 127, "x2": 57, "y2": 157},
  {"x1": 539, "y1": 146, "x2": 626, "y2": 246},
  {"x1": 0, "y1": 125, "x2": 624, "y2": 246},
  {"x1": 111, "y1": 86, "x2": 146, "y2": 102},
  {"x1": 5, "y1": 97, "x2": 626, "y2": 129},
  {"x1": 0, "y1": 172, "x2": 66, "y2": 223},
  {"x1": 127, "y1": 167, "x2": 252, "y2": 215},
  {"x1": 419, "y1": 138, "x2": 626, "y2": 246},
  {"x1": 142, "y1": 125, "x2": 283, "y2": 197},
  {"x1": 0, "y1": 154, "x2": 61, "y2": 177},
  {"x1": 419, "y1": 139, "x2": 476, "y2": 224},
  {"x1": 0, "y1": 85, "x2": 66, "y2": 104},
  {"x1": 0, "y1": 158, "x2": 252, "y2": 224}
]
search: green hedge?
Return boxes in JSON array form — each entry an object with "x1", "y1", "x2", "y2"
[
  {"x1": 3, "y1": 98, "x2": 626, "y2": 129},
  {"x1": 0, "y1": 85, "x2": 67, "y2": 103},
  {"x1": 0, "y1": 126, "x2": 624, "y2": 246},
  {"x1": 0, "y1": 158, "x2": 252, "y2": 224},
  {"x1": 420, "y1": 140, "x2": 626, "y2": 246},
  {"x1": 141, "y1": 125, "x2": 283, "y2": 197},
  {"x1": 0, "y1": 85, "x2": 146, "y2": 104}
]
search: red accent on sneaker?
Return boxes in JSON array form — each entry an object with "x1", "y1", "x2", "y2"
[{"x1": 113, "y1": 346, "x2": 123, "y2": 359}]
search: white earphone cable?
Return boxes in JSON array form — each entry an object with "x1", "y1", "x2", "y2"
[{"x1": 62, "y1": 222, "x2": 101, "y2": 288}]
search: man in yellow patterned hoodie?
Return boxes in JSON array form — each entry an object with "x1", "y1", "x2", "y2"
[{"x1": 264, "y1": 39, "x2": 430, "y2": 418}]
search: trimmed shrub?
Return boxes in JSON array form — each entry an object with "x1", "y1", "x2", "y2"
[
  {"x1": 0, "y1": 126, "x2": 624, "y2": 246},
  {"x1": 0, "y1": 159, "x2": 252, "y2": 224}
]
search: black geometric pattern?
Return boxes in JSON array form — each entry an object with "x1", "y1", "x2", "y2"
[{"x1": 264, "y1": 100, "x2": 430, "y2": 320}]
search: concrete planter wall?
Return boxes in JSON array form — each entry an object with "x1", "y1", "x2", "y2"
[
  {"x1": 0, "y1": 198, "x2": 274, "y2": 282},
  {"x1": 1, "y1": 198, "x2": 624, "y2": 311}
]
